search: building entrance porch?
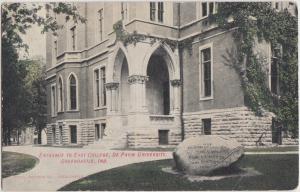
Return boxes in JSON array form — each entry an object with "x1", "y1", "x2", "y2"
[{"x1": 103, "y1": 41, "x2": 182, "y2": 148}]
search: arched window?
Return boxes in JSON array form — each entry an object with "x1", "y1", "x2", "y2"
[
  {"x1": 69, "y1": 74, "x2": 77, "y2": 110},
  {"x1": 58, "y1": 77, "x2": 63, "y2": 112}
]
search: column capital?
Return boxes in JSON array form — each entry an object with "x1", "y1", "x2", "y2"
[
  {"x1": 170, "y1": 79, "x2": 182, "y2": 87},
  {"x1": 105, "y1": 82, "x2": 119, "y2": 90},
  {"x1": 128, "y1": 75, "x2": 148, "y2": 84}
]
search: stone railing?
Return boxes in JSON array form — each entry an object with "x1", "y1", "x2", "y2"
[
  {"x1": 149, "y1": 115, "x2": 174, "y2": 125},
  {"x1": 57, "y1": 51, "x2": 81, "y2": 64}
]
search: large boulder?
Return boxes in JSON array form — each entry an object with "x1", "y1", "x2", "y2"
[{"x1": 173, "y1": 135, "x2": 244, "y2": 175}]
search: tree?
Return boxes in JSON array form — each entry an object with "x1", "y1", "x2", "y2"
[
  {"x1": 2, "y1": 39, "x2": 30, "y2": 145},
  {"x1": 1, "y1": 3, "x2": 85, "y2": 145},
  {"x1": 213, "y1": 2, "x2": 298, "y2": 137},
  {"x1": 22, "y1": 58, "x2": 47, "y2": 144}
]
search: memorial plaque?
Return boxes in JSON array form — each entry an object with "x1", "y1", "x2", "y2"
[{"x1": 173, "y1": 135, "x2": 244, "y2": 175}]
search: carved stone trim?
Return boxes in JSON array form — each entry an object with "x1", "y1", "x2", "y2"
[
  {"x1": 128, "y1": 75, "x2": 149, "y2": 84},
  {"x1": 105, "y1": 82, "x2": 119, "y2": 90},
  {"x1": 170, "y1": 79, "x2": 182, "y2": 87}
]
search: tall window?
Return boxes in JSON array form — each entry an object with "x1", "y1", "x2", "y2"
[
  {"x1": 58, "y1": 77, "x2": 63, "y2": 112},
  {"x1": 201, "y1": 2, "x2": 216, "y2": 18},
  {"x1": 70, "y1": 26, "x2": 76, "y2": 50},
  {"x1": 98, "y1": 9, "x2": 103, "y2": 41},
  {"x1": 158, "y1": 2, "x2": 164, "y2": 22},
  {"x1": 150, "y1": 2, "x2": 156, "y2": 21},
  {"x1": 121, "y1": 2, "x2": 128, "y2": 20},
  {"x1": 270, "y1": 44, "x2": 281, "y2": 95},
  {"x1": 150, "y1": 2, "x2": 164, "y2": 22},
  {"x1": 69, "y1": 74, "x2": 77, "y2": 110},
  {"x1": 200, "y1": 47, "x2": 212, "y2": 98},
  {"x1": 202, "y1": 2, "x2": 208, "y2": 17},
  {"x1": 51, "y1": 84, "x2": 56, "y2": 116},
  {"x1": 100, "y1": 67, "x2": 106, "y2": 106},
  {"x1": 94, "y1": 69, "x2": 100, "y2": 107}
]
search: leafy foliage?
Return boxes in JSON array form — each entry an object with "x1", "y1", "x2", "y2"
[
  {"x1": 1, "y1": 3, "x2": 86, "y2": 50},
  {"x1": 1, "y1": 3, "x2": 85, "y2": 144},
  {"x1": 213, "y1": 2, "x2": 298, "y2": 136}
]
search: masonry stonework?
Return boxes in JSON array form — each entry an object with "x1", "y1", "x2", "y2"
[{"x1": 183, "y1": 107, "x2": 298, "y2": 147}]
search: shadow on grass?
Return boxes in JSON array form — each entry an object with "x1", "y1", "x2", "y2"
[{"x1": 60, "y1": 154, "x2": 298, "y2": 191}]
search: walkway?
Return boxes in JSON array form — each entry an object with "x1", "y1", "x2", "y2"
[{"x1": 2, "y1": 146, "x2": 172, "y2": 191}]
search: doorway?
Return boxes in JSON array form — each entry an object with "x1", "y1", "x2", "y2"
[{"x1": 146, "y1": 56, "x2": 170, "y2": 115}]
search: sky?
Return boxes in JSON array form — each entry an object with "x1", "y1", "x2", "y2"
[{"x1": 19, "y1": 3, "x2": 46, "y2": 59}]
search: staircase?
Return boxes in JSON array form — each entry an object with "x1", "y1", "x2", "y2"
[{"x1": 85, "y1": 130, "x2": 128, "y2": 149}]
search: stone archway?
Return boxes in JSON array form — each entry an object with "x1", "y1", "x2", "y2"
[{"x1": 146, "y1": 55, "x2": 170, "y2": 115}]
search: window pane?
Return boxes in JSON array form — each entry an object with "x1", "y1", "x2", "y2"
[
  {"x1": 59, "y1": 79, "x2": 63, "y2": 111},
  {"x1": 69, "y1": 75, "x2": 77, "y2": 109},
  {"x1": 158, "y1": 2, "x2": 164, "y2": 22},
  {"x1": 209, "y1": 2, "x2": 214, "y2": 14},
  {"x1": 202, "y1": 2, "x2": 207, "y2": 17},
  {"x1": 99, "y1": 9, "x2": 103, "y2": 41},
  {"x1": 95, "y1": 70, "x2": 100, "y2": 107},
  {"x1": 201, "y1": 48, "x2": 212, "y2": 97},
  {"x1": 101, "y1": 67, "x2": 106, "y2": 106},
  {"x1": 70, "y1": 75, "x2": 76, "y2": 85},
  {"x1": 204, "y1": 62, "x2": 211, "y2": 80},
  {"x1": 71, "y1": 27, "x2": 76, "y2": 50},
  {"x1": 202, "y1": 119, "x2": 211, "y2": 135},
  {"x1": 159, "y1": 130, "x2": 169, "y2": 145},
  {"x1": 70, "y1": 85, "x2": 77, "y2": 109},
  {"x1": 52, "y1": 86, "x2": 56, "y2": 114},
  {"x1": 70, "y1": 125, "x2": 77, "y2": 144},
  {"x1": 202, "y1": 48, "x2": 211, "y2": 61},
  {"x1": 150, "y1": 2, "x2": 156, "y2": 21}
]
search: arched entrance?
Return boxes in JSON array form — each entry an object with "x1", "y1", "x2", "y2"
[{"x1": 146, "y1": 50, "x2": 170, "y2": 115}]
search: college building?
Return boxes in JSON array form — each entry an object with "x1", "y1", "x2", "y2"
[{"x1": 46, "y1": 2, "x2": 298, "y2": 148}]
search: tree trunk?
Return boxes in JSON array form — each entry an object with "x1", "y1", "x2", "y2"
[
  {"x1": 17, "y1": 129, "x2": 20, "y2": 145},
  {"x1": 7, "y1": 127, "x2": 11, "y2": 145},
  {"x1": 38, "y1": 127, "x2": 42, "y2": 144}
]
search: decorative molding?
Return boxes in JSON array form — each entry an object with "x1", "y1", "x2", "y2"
[
  {"x1": 105, "y1": 82, "x2": 119, "y2": 90},
  {"x1": 170, "y1": 79, "x2": 182, "y2": 87},
  {"x1": 128, "y1": 75, "x2": 148, "y2": 84}
]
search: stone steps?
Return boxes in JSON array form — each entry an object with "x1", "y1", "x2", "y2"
[{"x1": 85, "y1": 133, "x2": 128, "y2": 149}]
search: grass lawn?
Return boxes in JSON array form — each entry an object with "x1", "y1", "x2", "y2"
[
  {"x1": 2, "y1": 151, "x2": 38, "y2": 178},
  {"x1": 245, "y1": 146, "x2": 298, "y2": 152},
  {"x1": 60, "y1": 154, "x2": 298, "y2": 191}
]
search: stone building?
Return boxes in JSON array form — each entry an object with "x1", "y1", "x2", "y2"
[{"x1": 46, "y1": 1, "x2": 298, "y2": 148}]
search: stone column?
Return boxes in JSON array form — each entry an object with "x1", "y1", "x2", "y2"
[
  {"x1": 105, "y1": 82, "x2": 122, "y2": 137},
  {"x1": 128, "y1": 75, "x2": 149, "y2": 113},
  {"x1": 105, "y1": 82, "x2": 119, "y2": 114},
  {"x1": 171, "y1": 79, "x2": 182, "y2": 115},
  {"x1": 127, "y1": 75, "x2": 149, "y2": 128}
]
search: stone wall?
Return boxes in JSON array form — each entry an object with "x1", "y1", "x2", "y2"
[
  {"x1": 46, "y1": 119, "x2": 97, "y2": 146},
  {"x1": 183, "y1": 107, "x2": 298, "y2": 147},
  {"x1": 127, "y1": 128, "x2": 182, "y2": 148},
  {"x1": 79, "y1": 120, "x2": 95, "y2": 145}
]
